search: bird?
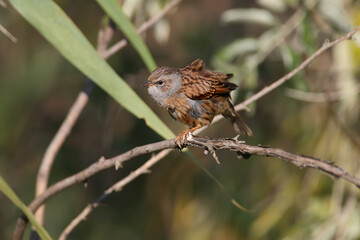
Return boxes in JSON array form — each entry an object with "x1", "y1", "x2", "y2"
[{"x1": 144, "y1": 59, "x2": 252, "y2": 148}]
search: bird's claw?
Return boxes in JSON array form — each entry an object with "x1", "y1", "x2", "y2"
[{"x1": 175, "y1": 130, "x2": 192, "y2": 149}]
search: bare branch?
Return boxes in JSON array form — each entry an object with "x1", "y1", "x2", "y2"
[
  {"x1": 13, "y1": 134, "x2": 360, "y2": 239},
  {"x1": 245, "y1": 5, "x2": 306, "y2": 70}
]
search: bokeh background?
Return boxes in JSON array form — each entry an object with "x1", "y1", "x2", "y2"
[{"x1": 1, "y1": 0, "x2": 360, "y2": 239}]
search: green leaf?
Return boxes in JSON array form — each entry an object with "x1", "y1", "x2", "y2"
[
  {"x1": 96, "y1": 0, "x2": 157, "y2": 72},
  {"x1": 8, "y1": 0, "x2": 174, "y2": 139},
  {"x1": 0, "y1": 175, "x2": 52, "y2": 240}
]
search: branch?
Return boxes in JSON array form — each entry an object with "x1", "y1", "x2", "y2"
[{"x1": 13, "y1": 135, "x2": 360, "y2": 239}]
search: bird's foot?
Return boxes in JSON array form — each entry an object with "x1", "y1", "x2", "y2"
[
  {"x1": 175, "y1": 129, "x2": 191, "y2": 149},
  {"x1": 175, "y1": 126, "x2": 201, "y2": 149}
]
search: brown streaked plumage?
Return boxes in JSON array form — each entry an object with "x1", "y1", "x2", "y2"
[{"x1": 144, "y1": 59, "x2": 252, "y2": 148}]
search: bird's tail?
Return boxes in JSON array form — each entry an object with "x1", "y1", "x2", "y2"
[{"x1": 223, "y1": 99, "x2": 253, "y2": 137}]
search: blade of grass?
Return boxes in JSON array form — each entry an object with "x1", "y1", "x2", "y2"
[{"x1": 0, "y1": 175, "x2": 52, "y2": 240}]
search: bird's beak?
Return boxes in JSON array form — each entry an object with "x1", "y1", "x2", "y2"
[{"x1": 142, "y1": 81, "x2": 153, "y2": 87}]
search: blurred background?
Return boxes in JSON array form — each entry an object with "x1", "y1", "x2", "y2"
[{"x1": 1, "y1": 0, "x2": 360, "y2": 239}]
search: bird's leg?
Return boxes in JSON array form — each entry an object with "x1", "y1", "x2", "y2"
[{"x1": 175, "y1": 126, "x2": 201, "y2": 149}]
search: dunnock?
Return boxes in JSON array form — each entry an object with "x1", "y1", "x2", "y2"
[{"x1": 144, "y1": 59, "x2": 252, "y2": 148}]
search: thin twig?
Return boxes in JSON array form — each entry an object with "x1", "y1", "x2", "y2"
[
  {"x1": 231, "y1": 3, "x2": 315, "y2": 101},
  {"x1": 103, "y1": 0, "x2": 182, "y2": 59},
  {"x1": 34, "y1": 91, "x2": 89, "y2": 224},
  {"x1": 0, "y1": 0, "x2": 6, "y2": 8},
  {"x1": 0, "y1": 24, "x2": 17, "y2": 42},
  {"x1": 234, "y1": 25, "x2": 360, "y2": 112},
  {"x1": 246, "y1": 6, "x2": 307, "y2": 70},
  {"x1": 58, "y1": 149, "x2": 171, "y2": 240},
  {"x1": 33, "y1": 25, "x2": 115, "y2": 226}
]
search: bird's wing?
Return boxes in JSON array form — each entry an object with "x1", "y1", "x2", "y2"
[{"x1": 181, "y1": 59, "x2": 237, "y2": 100}]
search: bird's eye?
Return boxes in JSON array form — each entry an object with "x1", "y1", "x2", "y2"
[{"x1": 156, "y1": 80, "x2": 164, "y2": 86}]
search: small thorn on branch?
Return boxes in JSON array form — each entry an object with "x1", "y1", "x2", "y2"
[
  {"x1": 115, "y1": 160, "x2": 123, "y2": 170},
  {"x1": 322, "y1": 39, "x2": 330, "y2": 47},
  {"x1": 206, "y1": 145, "x2": 220, "y2": 164}
]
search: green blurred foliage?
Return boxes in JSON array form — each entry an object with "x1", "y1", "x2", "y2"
[{"x1": 1, "y1": 0, "x2": 360, "y2": 239}]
